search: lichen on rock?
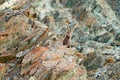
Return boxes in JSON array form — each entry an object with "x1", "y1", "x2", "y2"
[{"x1": 0, "y1": 0, "x2": 120, "y2": 80}]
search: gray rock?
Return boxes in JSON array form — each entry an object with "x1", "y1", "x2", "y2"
[
  {"x1": 93, "y1": 32, "x2": 111, "y2": 43},
  {"x1": 82, "y1": 47, "x2": 95, "y2": 54}
]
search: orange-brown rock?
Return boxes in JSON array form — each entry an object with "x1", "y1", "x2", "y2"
[
  {"x1": 0, "y1": 63, "x2": 7, "y2": 80},
  {"x1": 20, "y1": 42, "x2": 87, "y2": 80},
  {"x1": 0, "y1": 10, "x2": 48, "y2": 54},
  {"x1": 21, "y1": 46, "x2": 49, "y2": 66},
  {"x1": 75, "y1": 52, "x2": 86, "y2": 59},
  {"x1": 23, "y1": 9, "x2": 36, "y2": 19},
  {"x1": 105, "y1": 57, "x2": 116, "y2": 65}
]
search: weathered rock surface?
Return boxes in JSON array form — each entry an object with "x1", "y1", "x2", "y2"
[
  {"x1": 0, "y1": 63, "x2": 7, "y2": 80},
  {"x1": 3, "y1": 42, "x2": 87, "y2": 80},
  {"x1": 21, "y1": 43, "x2": 87, "y2": 80},
  {"x1": 0, "y1": 0, "x2": 120, "y2": 80},
  {"x1": 0, "y1": 10, "x2": 48, "y2": 54}
]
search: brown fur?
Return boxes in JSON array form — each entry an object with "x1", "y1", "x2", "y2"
[
  {"x1": 63, "y1": 30, "x2": 72, "y2": 48},
  {"x1": 63, "y1": 24, "x2": 78, "y2": 48}
]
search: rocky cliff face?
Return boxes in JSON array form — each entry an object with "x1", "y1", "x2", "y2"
[{"x1": 0, "y1": 0, "x2": 120, "y2": 80}]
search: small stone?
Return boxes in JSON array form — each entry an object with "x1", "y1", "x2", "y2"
[
  {"x1": 16, "y1": 49, "x2": 30, "y2": 58},
  {"x1": 94, "y1": 26, "x2": 107, "y2": 36},
  {"x1": 82, "y1": 47, "x2": 95, "y2": 54},
  {"x1": 29, "y1": 76, "x2": 36, "y2": 80},
  {"x1": 105, "y1": 57, "x2": 116, "y2": 65},
  {"x1": 75, "y1": 52, "x2": 86, "y2": 59}
]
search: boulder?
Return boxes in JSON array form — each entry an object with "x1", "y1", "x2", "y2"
[{"x1": 20, "y1": 42, "x2": 87, "y2": 80}]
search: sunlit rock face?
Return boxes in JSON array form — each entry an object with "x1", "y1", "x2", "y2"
[
  {"x1": 0, "y1": 10, "x2": 48, "y2": 54},
  {"x1": 20, "y1": 45, "x2": 87, "y2": 80},
  {"x1": 0, "y1": 0, "x2": 120, "y2": 80}
]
